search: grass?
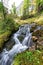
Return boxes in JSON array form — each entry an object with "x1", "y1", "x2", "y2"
[{"x1": 12, "y1": 50, "x2": 43, "y2": 65}]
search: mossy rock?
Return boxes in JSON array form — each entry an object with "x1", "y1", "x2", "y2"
[{"x1": 0, "y1": 31, "x2": 11, "y2": 51}]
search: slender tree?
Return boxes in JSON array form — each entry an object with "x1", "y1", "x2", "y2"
[
  {"x1": 1, "y1": 0, "x2": 6, "y2": 19},
  {"x1": 23, "y1": 0, "x2": 30, "y2": 18},
  {"x1": 12, "y1": 2, "x2": 16, "y2": 14},
  {"x1": 1, "y1": 0, "x2": 9, "y2": 19}
]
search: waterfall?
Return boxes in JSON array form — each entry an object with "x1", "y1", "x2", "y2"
[{"x1": 0, "y1": 24, "x2": 33, "y2": 65}]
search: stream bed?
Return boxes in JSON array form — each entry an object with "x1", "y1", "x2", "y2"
[{"x1": 0, "y1": 23, "x2": 43, "y2": 65}]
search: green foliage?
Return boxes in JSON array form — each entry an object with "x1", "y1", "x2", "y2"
[
  {"x1": 36, "y1": 0, "x2": 43, "y2": 13},
  {"x1": 13, "y1": 50, "x2": 43, "y2": 65},
  {"x1": 0, "y1": 15, "x2": 15, "y2": 51},
  {"x1": 23, "y1": 0, "x2": 29, "y2": 14},
  {"x1": 22, "y1": 0, "x2": 30, "y2": 19},
  {"x1": 5, "y1": 18, "x2": 14, "y2": 31},
  {"x1": 6, "y1": 14, "x2": 19, "y2": 31},
  {"x1": 0, "y1": 1, "x2": 7, "y2": 19},
  {"x1": 0, "y1": 18, "x2": 14, "y2": 34},
  {"x1": 0, "y1": 12, "x2": 20, "y2": 51},
  {"x1": 0, "y1": 2, "x2": 3, "y2": 12}
]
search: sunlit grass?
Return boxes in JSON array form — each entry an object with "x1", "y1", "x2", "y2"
[{"x1": 16, "y1": 12, "x2": 43, "y2": 25}]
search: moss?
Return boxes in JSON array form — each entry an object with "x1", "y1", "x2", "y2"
[
  {"x1": 0, "y1": 18, "x2": 15, "y2": 51},
  {"x1": 0, "y1": 31, "x2": 11, "y2": 51},
  {"x1": 0, "y1": 13, "x2": 20, "y2": 52},
  {"x1": 16, "y1": 12, "x2": 43, "y2": 26},
  {"x1": 12, "y1": 50, "x2": 43, "y2": 65}
]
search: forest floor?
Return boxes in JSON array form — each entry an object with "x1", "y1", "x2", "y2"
[{"x1": 15, "y1": 12, "x2": 43, "y2": 25}]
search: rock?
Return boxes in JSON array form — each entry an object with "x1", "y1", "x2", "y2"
[
  {"x1": 30, "y1": 24, "x2": 37, "y2": 32},
  {"x1": 32, "y1": 36, "x2": 38, "y2": 42},
  {"x1": 37, "y1": 41, "x2": 43, "y2": 45},
  {"x1": 18, "y1": 35, "x2": 24, "y2": 43},
  {"x1": 5, "y1": 38, "x2": 15, "y2": 50},
  {"x1": 39, "y1": 37, "x2": 43, "y2": 41},
  {"x1": 29, "y1": 45, "x2": 35, "y2": 51},
  {"x1": 32, "y1": 30, "x2": 43, "y2": 37}
]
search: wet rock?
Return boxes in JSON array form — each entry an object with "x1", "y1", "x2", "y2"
[
  {"x1": 18, "y1": 35, "x2": 25, "y2": 43},
  {"x1": 29, "y1": 45, "x2": 35, "y2": 51},
  {"x1": 5, "y1": 38, "x2": 15, "y2": 51},
  {"x1": 37, "y1": 41, "x2": 43, "y2": 50},
  {"x1": 39, "y1": 37, "x2": 43, "y2": 41},
  {"x1": 37, "y1": 41, "x2": 43, "y2": 45},
  {"x1": 32, "y1": 36, "x2": 38, "y2": 42},
  {"x1": 32, "y1": 30, "x2": 43, "y2": 37},
  {"x1": 30, "y1": 27, "x2": 35, "y2": 32},
  {"x1": 30, "y1": 24, "x2": 37, "y2": 32}
]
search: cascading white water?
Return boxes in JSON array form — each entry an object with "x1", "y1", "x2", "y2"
[{"x1": 0, "y1": 24, "x2": 33, "y2": 65}]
